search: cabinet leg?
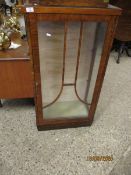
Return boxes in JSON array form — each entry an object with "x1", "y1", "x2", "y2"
[
  {"x1": 116, "y1": 43, "x2": 125, "y2": 64},
  {"x1": 29, "y1": 98, "x2": 35, "y2": 106},
  {"x1": 32, "y1": 98, "x2": 35, "y2": 106},
  {"x1": 0, "y1": 100, "x2": 3, "y2": 107},
  {"x1": 125, "y1": 47, "x2": 131, "y2": 57}
]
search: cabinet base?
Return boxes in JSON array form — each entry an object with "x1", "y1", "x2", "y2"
[{"x1": 36, "y1": 118, "x2": 93, "y2": 131}]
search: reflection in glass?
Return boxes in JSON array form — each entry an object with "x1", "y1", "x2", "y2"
[{"x1": 38, "y1": 21, "x2": 64, "y2": 107}]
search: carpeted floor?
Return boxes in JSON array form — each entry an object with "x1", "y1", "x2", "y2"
[{"x1": 0, "y1": 52, "x2": 131, "y2": 175}]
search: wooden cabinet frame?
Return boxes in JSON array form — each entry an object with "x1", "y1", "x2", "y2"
[{"x1": 21, "y1": 5, "x2": 121, "y2": 130}]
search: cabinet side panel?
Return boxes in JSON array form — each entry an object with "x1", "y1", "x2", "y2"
[{"x1": 0, "y1": 60, "x2": 34, "y2": 98}]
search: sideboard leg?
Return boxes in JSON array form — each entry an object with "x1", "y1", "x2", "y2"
[
  {"x1": 0, "y1": 100, "x2": 3, "y2": 107},
  {"x1": 30, "y1": 98, "x2": 35, "y2": 105}
]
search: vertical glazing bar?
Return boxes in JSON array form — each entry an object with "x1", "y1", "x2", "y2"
[
  {"x1": 74, "y1": 22, "x2": 88, "y2": 104},
  {"x1": 62, "y1": 22, "x2": 68, "y2": 85},
  {"x1": 74, "y1": 22, "x2": 83, "y2": 83}
]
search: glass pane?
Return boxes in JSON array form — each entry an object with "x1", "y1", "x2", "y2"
[
  {"x1": 76, "y1": 22, "x2": 107, "y2": 105},
  {"x1": 38, "y1": 21, "x2": 64, "y2": 108},
  {"x1": 38, "y1": 21, "x2": 107, "y2": 119}
]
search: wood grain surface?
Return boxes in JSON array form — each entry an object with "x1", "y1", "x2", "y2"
[
  {"x1": 0, "y1": 60, "x2": 34, "y2": 98},
  {"x1": 0, "y1": 40, "x2": 29, "y2": 60}
]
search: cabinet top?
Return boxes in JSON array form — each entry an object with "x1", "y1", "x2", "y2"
[
  {"x1": 17, "y1": 2, "x2": 122, "y2": 16},
  {"x1": 21, "y1": 0, "x2": 109, "y2": 8}
]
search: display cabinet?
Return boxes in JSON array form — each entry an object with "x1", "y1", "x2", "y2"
[{"x1": 18, "y1": 2, "x2": 121, "y2": 130}]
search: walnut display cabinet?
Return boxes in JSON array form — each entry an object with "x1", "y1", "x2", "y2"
[{"x1": 19, "y1": 1, "x2": 122, "y2": 130}]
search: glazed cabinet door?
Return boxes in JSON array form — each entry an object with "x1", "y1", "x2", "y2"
[{"x1": 28, "y1": 13, "x2": 116, "y2": 130}]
